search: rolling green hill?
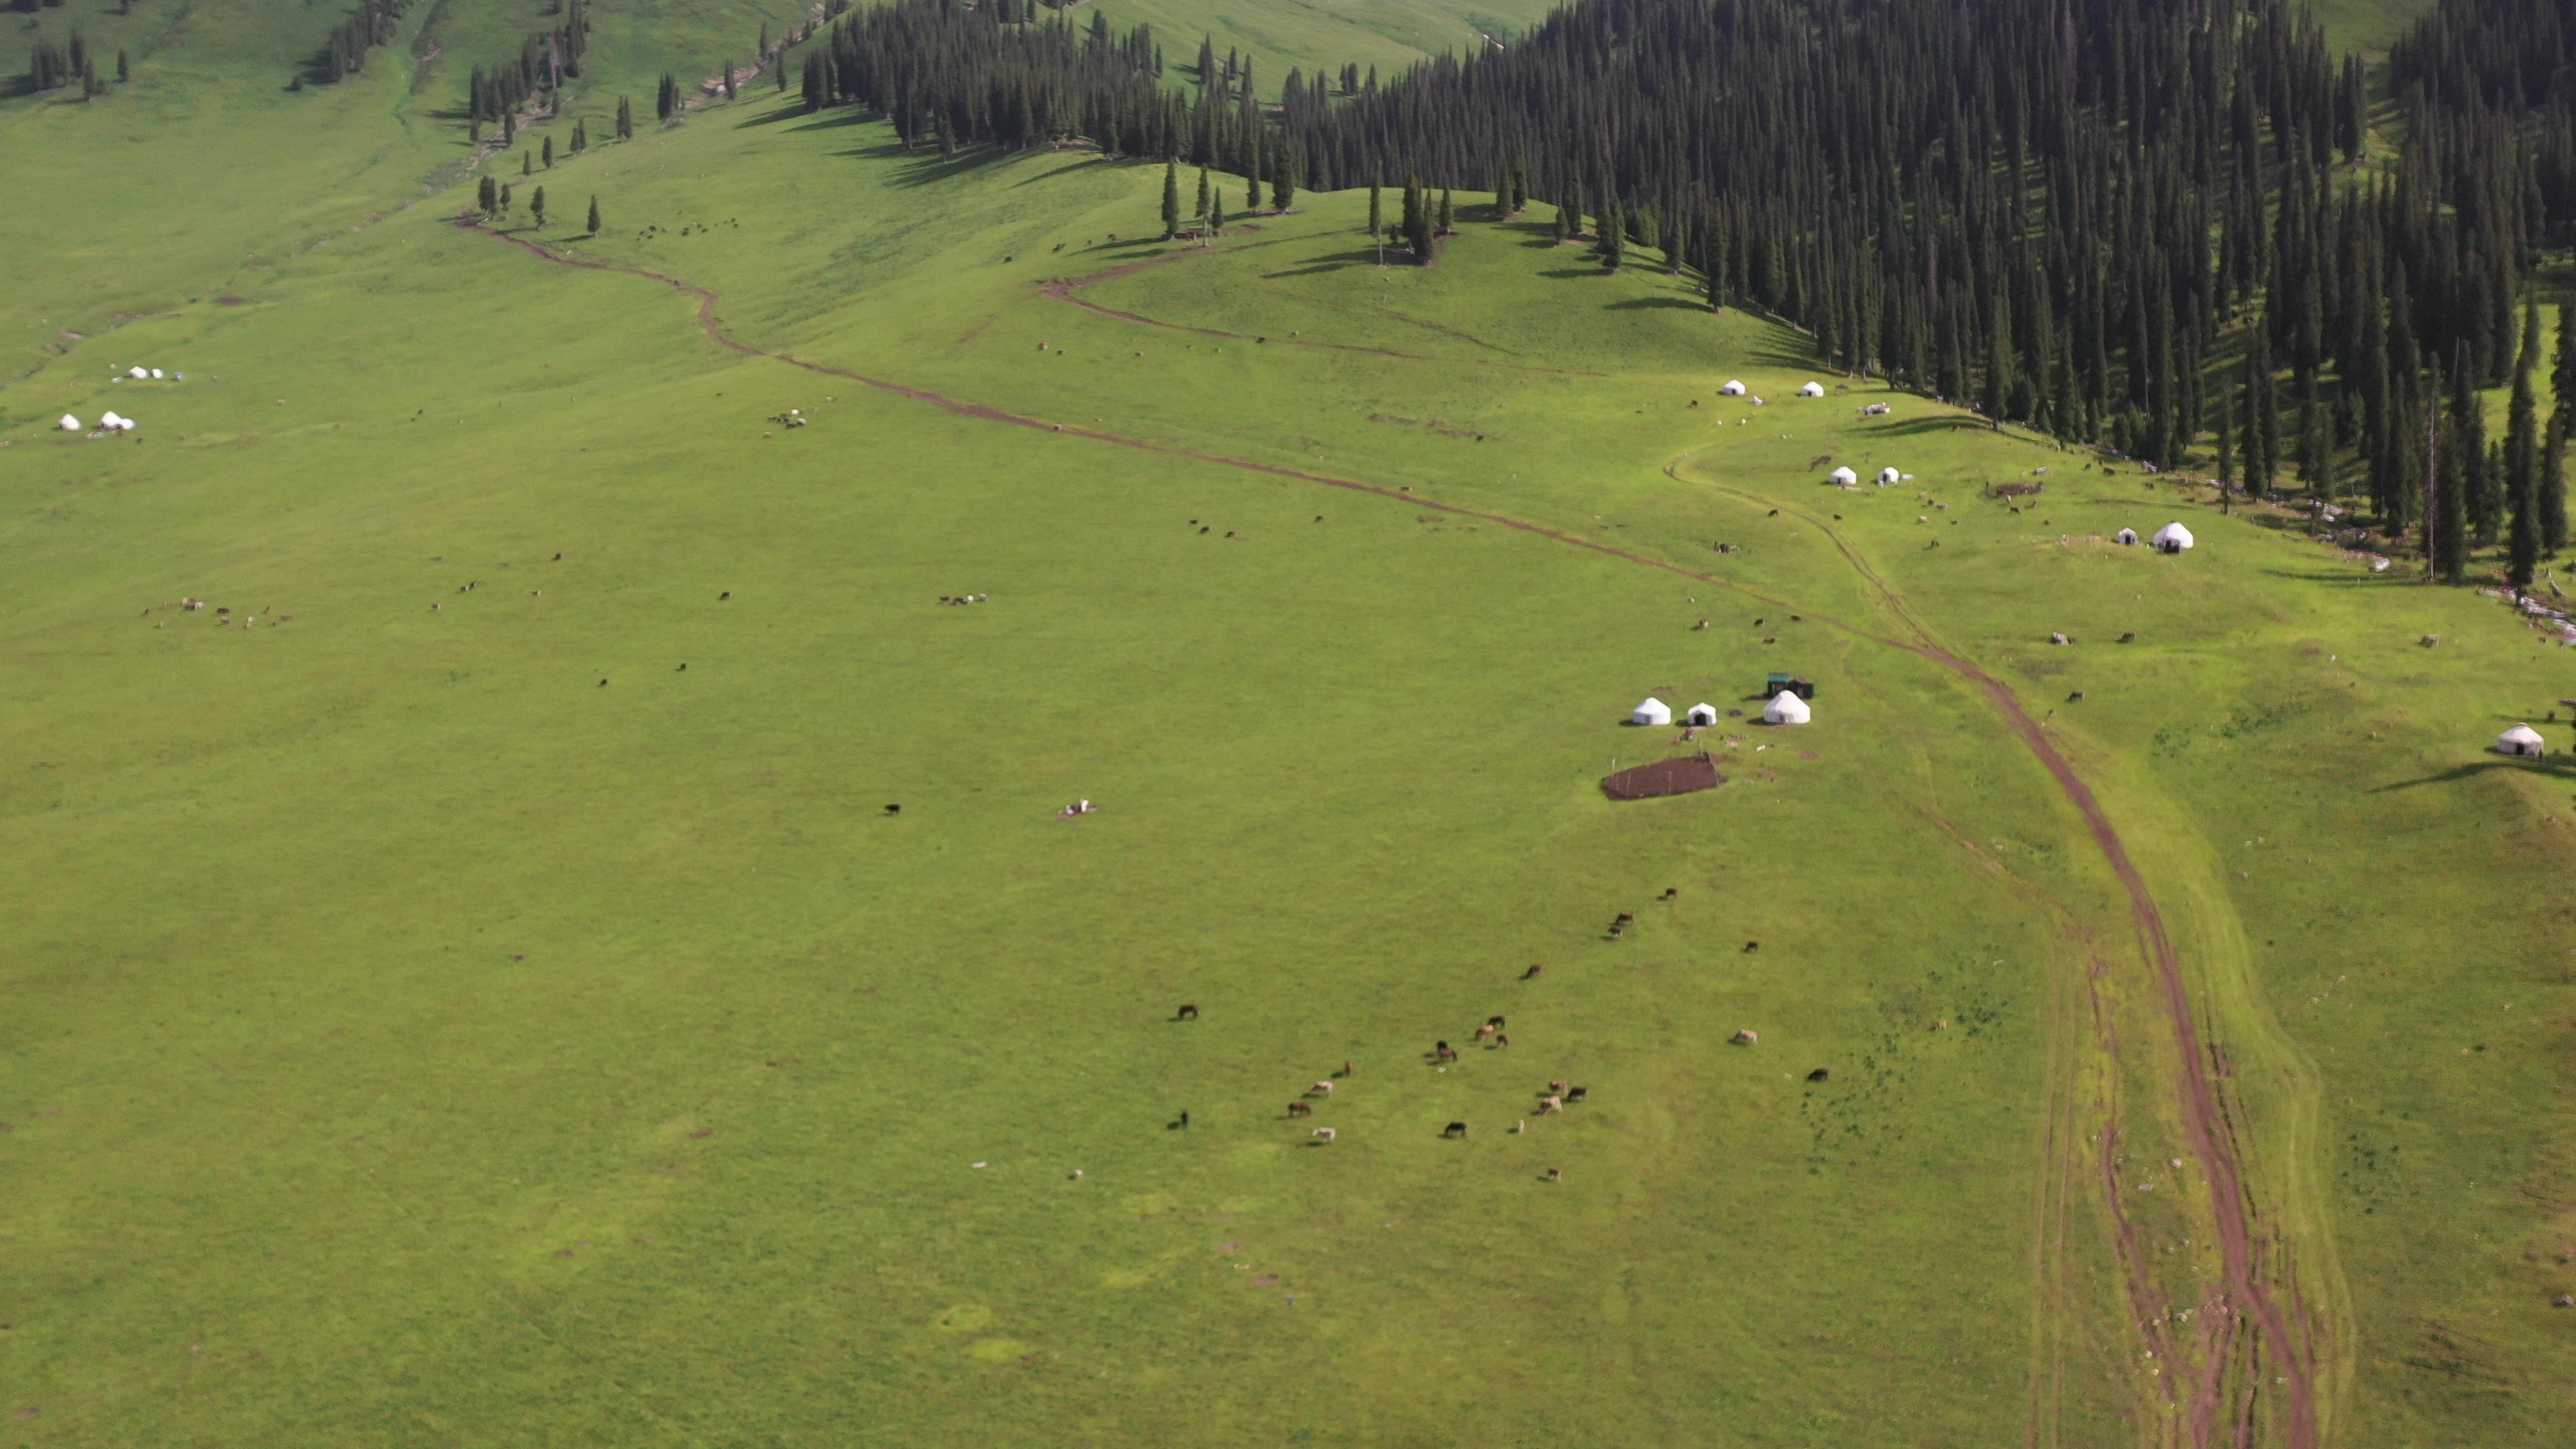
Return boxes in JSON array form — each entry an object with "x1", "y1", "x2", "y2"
[{"x1": 3, "y1": 1, "x2": 2566, "y2": 1446}]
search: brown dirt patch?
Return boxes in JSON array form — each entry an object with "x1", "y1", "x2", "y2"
[{"x1": 1601, "y1": 755, "x2": 1723, "y2": 800}]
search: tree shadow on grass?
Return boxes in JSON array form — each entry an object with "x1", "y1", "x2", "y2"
[
  {"x1": 2370, "y1": 756, "x2": 2576, "y2": 791},
  {"x1": 1266, "y1": 248, "x2": 1383, "y2": 278},
  {"x1": 1862, "y1": 414, "x2": 2002, "y2": 438},
  {"x1": 1605, "y1": 294, "x2": 1707, "y2": 311}
]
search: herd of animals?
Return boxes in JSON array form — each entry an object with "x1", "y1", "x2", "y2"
[{"x1": 1165, "y1": 890, "x2": 1790, "y2": 1180}]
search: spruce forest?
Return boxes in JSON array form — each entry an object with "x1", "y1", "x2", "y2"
[{"x1": 791, "y1": 0, "x2": 2576, "y2": 580}]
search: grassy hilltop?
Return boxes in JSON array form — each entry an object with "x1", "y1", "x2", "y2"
[{"x1": 11, "y1": 1, "x2": 2573, "y2": 1446}]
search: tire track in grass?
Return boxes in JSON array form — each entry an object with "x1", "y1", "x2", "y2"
[
  {"x1": 468, "y1": 216, "x2": 2315, "y2": 1446},
  {"x1": 1674, "y1": 462, "x2": 2320, "y2": 1449}
]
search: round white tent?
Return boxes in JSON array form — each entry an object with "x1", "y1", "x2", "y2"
[
  {"x1": 2499, "y1": 724, "x2": 2546, "y2": 757},
  {"x1": 1631, "y1": 696, "x2": 1673, "y2": 727},
  {"x1": 1877, "y1": 466, "x2": 1899, "y2": 484},
  {"x1": 2115, "y1": 527, "x2": 2139, "y2": 545},
  {"x1": 1686, "y1": 702, "x2": 1719, "y2": 726},
  {"x1": 2152, "y1": 522, "x2": 2194, "y2": 553},
  {"x1": 1763, "y1": 690, "x2": 1812, "y2": 725},
  {"x1": 1797, "y1": 381, "x2": 1826, "y2": 398},
  {"x1": 1828, "y1": 466, "x2": 1858, "y2": 486},
  {"x1": 57, "y1": 413, "x2": 81, "y2": 432},
  {"x1": 1719, "y1": 380, "x2": 1748, "y2": 396}
]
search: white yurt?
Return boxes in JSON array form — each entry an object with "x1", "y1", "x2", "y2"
[
  {"x1": 2498, "y1": 724, "x2": 2546, "y2": 757},
  {"x1": 150, "y1": 368, "x2": 164, "y2": 380},
  {"x1": 1763, "y1": 690, "x2": 1812, "y2": 725},
  {"x1": 1828, "y1": 466, "x2": 1859, "y2": 486},
  {"x1": 1686, "y1": 702, "x2": 1719, "y2": 727},
  {"x1": 2152, "y1": 522, "x2": 2195, "y2": 553},
  {"x1": 1797, "y1": 381, "x2": 1826, "y2": 398},
  {"x1": 2115, "y1": 527, "x2": 2139, "y2": 545},
  {"x1": 1719, "y1": 380, "x2": 1748, "y2": 396},
  {"x1": 1877, "y1": 466, "x2": 1899, "y2": 485},
  {"x1": 58, "y1": 413, "x2": 81, "y2": 432},
  {"x1": 1631, "y1": 696, "x2": 1674, "y2": 727},
  {"x1": 127, "y1": 366, "x2": 148, "y2": 380}
]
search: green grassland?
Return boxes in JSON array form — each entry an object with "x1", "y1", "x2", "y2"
[{"x1": 6, "y1": 1, "x2": 2567, "y2": 1446}]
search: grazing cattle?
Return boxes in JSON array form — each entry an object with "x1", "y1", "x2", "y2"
[
  {"x1": 1522, "y1": 963, "x2": 1544, "y2": 980},
  {"x1": 719, "y1": 591, "x2": 732, "y2": 600},
  {"x1": 1494, "y1": 1032, "x2": 1509, "y2": 1049},
  {"x1": 1309, "y1": 1081, "x2": 1334, "y2": 1096},
  {"x1": 1436, "y1": 1042, "x2": 1458, "y2": 1063},
  {"x1": 1512, "y1": 1120, "x2": 1525, "y2": 1134},
  {"x1": 1609, "y1": 922, "x2": 1625, "y2": 938},
  {"x1": 1549, "y1": 1079, "x2": 1570, "y2": 1094},
  {"x1": 1487, "y1": 1015, "x2": 1507, "y2": 1028},
  {"x1": 1743, "y1": 941, "x2": 1760, "y2": 953},
  {"x1": 1176, "y1": 1004, "x2": 1199, "y2": 1020},
  {"x1": 1287, "y1": 1101, "x2": 1313, "y2": 1118},
  {"x1": 1661, "y1": 887, "x2": 1678, "y2": 900},
  {"x1": 1545, "y1": 1167, "x2": 1562, "y2": 1182},
  {"x1": 1730, "y1": 1029, "x2": 1759, "y2": 1046},
  {"x1": 1806, "y1": 1068, "x2": 1830, "y2": 1082},
  {"x1": 1616, "y1": 911, "x2": 1635, "y2": 922},
  {"x1": 1337, "y1": 1061, "x2": 1352, "y2": 1078},
  {"x1": 884, "y1": 804, "x2": 901, "y2": 815},
  {"x1": 1538, "y1": 1095, "x2": 1563, "y2": 1114},
  {"x1": 1566, "y1": 1086, "x2": 1589, "y2": 1104},
  {"x1": 1443, "y1": 1121, "x2": 1468, "y2": 1138},
  {"x1": 1474, "y1": 1023, "x2": 1496, "y2": 1041},
  {"x1": 1312, "y1": 1127, "x2": 1336, "y2": 1144}
]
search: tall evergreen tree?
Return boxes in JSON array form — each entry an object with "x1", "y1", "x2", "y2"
[
  {"x1": 2437, "y1": 360, "x2": 2473, "y2": 582},
  {"x1": 586, "y1": 195, "x2": 601, "y2": 234},
  {"x1": 2507, "y1": 300, "x2": 2543, "y2": 586},
  {"x1": 531, "y1": 184, "x2": 547, "y2": 229},
  {"x1": 1162, "y1": 159, "x2": 1181, "y2": 239},
  {"x1": 2544, "y1": 413, "x2": 2570, "y2": 557}
]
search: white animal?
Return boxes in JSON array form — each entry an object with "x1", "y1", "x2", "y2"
[
  {"x1": 58, "y1": 414, "x2": 81, "y2": 432},
  {"x1": 1538, "y1": 1095, "x2": 1563, "y2": 1114},
  {"x1": 1311, "y1": 1127, "x2": 1336, "y2": 1143},
  {"x1": 150, "y1": 369, "x2": 164, "y2": 380},
  {"x1": 128, "y1": 366, "x2": 147, "y2": 380},
  {"x1": 1310, "y1": 1081, "x2": 1334, "y2": 1095}
]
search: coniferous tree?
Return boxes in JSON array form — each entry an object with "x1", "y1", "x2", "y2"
[
  {"x1": 1595, "y1": 195, "x2": 1622, "y2": 270},
  {"x1": 2242, "y1": 332, "x2": 2276, "y2": 498},
  {"x1": 531, "y1": 184, "x2": 547, "y2": 228},
  {"x1": 2438, "y1": 361, "x2": 2473, "y2": 581},
  {"x1": 115, "y1": 48, "x2": 126, "y2": 82},
  {"x1": 543, "y1": 134, "x2": 555, "y2": 168},
  {"x1": 656, "y1": 72, "x2": 678, "y2": 122},
  {"x1": 1366, "y1": 178, "x2": 1381, "y2": 239},
  {"x1": 2508, "y1": 300, "x2": 2543, "y2": 586},
  {"x1": 2544, "y1": 413, "x2": 2569, "y2": 557},
  {"x1": 1271, "y1": 159, "x2": 1294, "y2": 214},
  {"x1": 2459, "y1": 349, "x2": 2496, "y2": 545},
  {"x1": 522, "y1": 149, "x2": 532, "y2": 176},
  {"x1": 1438, "y1": 188, "x2": 1454, "y2": 236},
  {"x1": 1162, "y1": 159, "x2": 1181, "y2": 239},
  {"x1": 477, "y1": 174, "x2": 498, "y2": 217},
  {"x1": 572, "y1": 117, "x2": 586, "y2": 152},
  {"x1": 504, "y1": 109, "x2": 517, "y2": 146},
  {"x1": 586, "y1": 195, "x2": 601, "y2": 234},
  {"x1": 722, "y1": 61, "x2": 735, "y2": 101}
]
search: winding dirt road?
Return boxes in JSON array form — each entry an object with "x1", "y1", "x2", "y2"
[{"x1": 467, "y1": 216, "x2": 2320, "y2": 1446}]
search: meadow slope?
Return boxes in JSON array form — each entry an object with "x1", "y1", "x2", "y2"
[{"x1": 5, "y1": 3, "x2": 2567, "y2": 1446}]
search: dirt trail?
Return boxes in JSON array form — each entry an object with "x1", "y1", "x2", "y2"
[
  {"x1": 469, "y1": 216, "x2": 2316, "y2": 1446},
  {"x1": 1680, "y1": 466, "x2": 2316, "y2": 1449}
]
